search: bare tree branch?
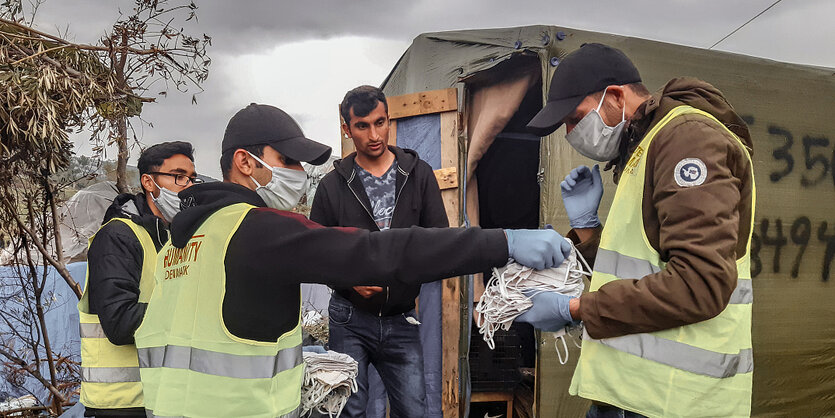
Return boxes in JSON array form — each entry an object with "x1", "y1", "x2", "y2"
[
  {"x1": 0, "y1": 3, "x2": 209, "y2": 406},
  {"x1": 0, "y1": 345, "x2": 67, "y2": 404},
  {"x1": 0, "y1": 199, "x2": 81, "y2": 299}
]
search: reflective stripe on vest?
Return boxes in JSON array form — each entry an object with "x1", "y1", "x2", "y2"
[
  {"x1": 81, "y1": 366, "x2": 141, "y2": 383},
  {"x1": 78, "y1": 217, "x2": 158, "y2": 409},
  {"x1": 79, "y1": 322, "x2": 107, "y2": 339},
  {"x1": 569, "y1": 105, "x2": 756, "y2": 418},
  {"x1": 145, "y1": 406, "x2": 301, "y2": 418},
  {"x1": 594, "y1": 248, "x2": 661, "y2": 278},
  {"x1": 134, "y1": 203, "x2": 303, "y2": 417},
  {"x1": 137, "y1": 345, "x2": 302, "y2": 380},
  {"x1": 595, "y1": 249, "x2": 753, "y2": 304},
  {"x1": 588, "y1": 329, "x2": 754, "y2": 379}
]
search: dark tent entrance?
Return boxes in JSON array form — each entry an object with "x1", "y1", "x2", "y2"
[
  {"x1": 464, "y1": 54, "x2": 546, "y2": 416},
  {"x1": 467, "y1": 56, "x2": 545, "y2": 416}
]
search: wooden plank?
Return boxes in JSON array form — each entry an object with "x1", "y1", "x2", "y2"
[
  {"x1": 388, "y1": 88, "x2": 458, "y2": 120},
  {"x1": 439, "y1": 109, "x2": 461, "y2": 418},
  {"x1": 471, "y1": 392, "x2": 514, "y2": 403},
  {"x1": 434, "y1": 167, "x2": 458, "y2": 190},
  {"x1": 439, "y1": 111, "x2": 460, "y2": 227},
  {"x1": 439, "y1": 112, "x2": 458, "y2": 172},
  {"x1": 389, "y1": 119, "x2": 397, "y2": 147},
  {"x1": 440, "y1": 187, "x2": 459, "y2": 235},
  {"x1": 471, "y1": 391, "x2": 514, "y2": 418},
  {"x1": 442, "y1": 275, "x2": 460, "y2": 418}
]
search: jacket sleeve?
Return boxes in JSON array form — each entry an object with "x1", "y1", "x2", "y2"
[
  {"x1": 309, "y1": 175, "x2": 337, "y2": 227},
  {"x1": 580, "y1": 116, "x2": 744, "y2": 339},
  {"x1": 229, "y1": 208, "x2": 508, "y2": 287},
  {"x1": 86, "y1": 222, "x2": 148, "y2": 345},
  {"x1": 418, "y1": 161, "x2": 450, "y2": 228},
  {"x1": 566, "y1": 226, "x2": 602, "y2": 267}
]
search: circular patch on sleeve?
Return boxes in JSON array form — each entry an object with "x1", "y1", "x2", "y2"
[{"x1": 674, "y1": 158, "x2": 707, "y2": 187}]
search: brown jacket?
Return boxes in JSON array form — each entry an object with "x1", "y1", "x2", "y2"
[{"x1": 575, "y1": 77, "x2": 755, "y2": 339}]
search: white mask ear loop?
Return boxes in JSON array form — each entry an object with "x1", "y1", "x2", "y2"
[
  {"x1": 595, "y1": 88, "x2": 608, "y2": 113},
  {"x1": 553, "y1": 324, "x2": 587, "y2": 365},
  {"x1": 149, "y1": 177, "x2": 163, "y2": 198},
  {"x1": 595, "y1": 87, "x2": 626, "y2": 127},
  {"x1": 569, "y1": 245, "x2": 594, "y2": 278},
  {"x1": 248, "y1": 151, "x2": 273, "y2": 170},
  {"x1": 553, "y1": 329, "x2": 570, "y2": 365},
  {"x1": 249, "y1": 175, "x2": 265, "y2": 190},
  {"x1": 247, "y1": 151, "x2": 271, "y2": 189}
]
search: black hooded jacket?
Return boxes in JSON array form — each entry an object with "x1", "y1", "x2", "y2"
[
  {"x1": 85, "y1": 192, "x2": 167, "y2": 417},
  {"x1": 86, "y1": 192, "x2": 167, "y2": 346},
  {"x1": 310, "y1": 146, "x2": 449, "y2": 315},
  {"x1": 170, "y1": 182, "x2": 507, "y2": 342}
]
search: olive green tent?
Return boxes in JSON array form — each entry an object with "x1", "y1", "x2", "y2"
[{"x1": 381, "y1": 25, "x2": 835, "y2": 417}]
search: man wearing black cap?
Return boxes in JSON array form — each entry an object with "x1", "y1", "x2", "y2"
[
  {"x1": 132, "y1": 103, "x2": 575, "y2": 418},
  {"x1": 517, "y1": 44, "x2": 756, "y2": 417}
]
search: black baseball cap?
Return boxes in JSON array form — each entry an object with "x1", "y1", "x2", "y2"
[
  {"x1": 527, "y1": 43, "x2": 641, "y2": 136},
  {"x1": 222, "y1": 103, "x2": 332, "y2": 165}
]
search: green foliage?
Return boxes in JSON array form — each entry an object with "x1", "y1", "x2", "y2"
[{"x1": 0, "y1": 21, "x2": 117, "y2": 182}]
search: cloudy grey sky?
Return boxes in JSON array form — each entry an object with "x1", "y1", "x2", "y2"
[{"x1": 28, "y1": 0, "x2": 835, "y2": 178}]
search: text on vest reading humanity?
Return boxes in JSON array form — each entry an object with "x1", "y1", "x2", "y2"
[{"x1": 163, "y1": 237, "x2": 204, "y2": 280}]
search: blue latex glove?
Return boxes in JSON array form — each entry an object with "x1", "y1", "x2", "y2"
[
  {"x1": 561, "y1": 164, "x2": 603, "y2": 229},
  {"x1": 515, "y1": 291, "x2": 576, "y2": 332},
  {"x1": 302, "y1": 345, "x2": 327, "y2": 354},
  {"x1": 505, "y1": 229, "x2": 572, "y2": 270}
]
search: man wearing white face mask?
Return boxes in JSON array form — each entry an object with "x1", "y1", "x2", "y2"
[
  {"x1": 132, "y1": 103, "x2": 575, "y2": 418},
  {"x1": 521, "y1": 44, "x2": 756, "y2": 417},
  {"x1": 80, "y1": 141, "x2": 200, "y2": 417}
]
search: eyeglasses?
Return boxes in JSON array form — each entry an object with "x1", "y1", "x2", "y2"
[{"x1": 148, "y1": 172, "x2": 205, "y2": 186}]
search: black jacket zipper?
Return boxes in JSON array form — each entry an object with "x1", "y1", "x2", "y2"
[{"x1": 346, "y1": 166, "x2": 410, "y2": 316}]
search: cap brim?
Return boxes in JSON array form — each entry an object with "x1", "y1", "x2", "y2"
[
  {"x1": 526, "y1": 95, "x2": 586, "y2": 136},
  {"x1": 269, "y1": 136, "x2": 333, "y2": 165}
]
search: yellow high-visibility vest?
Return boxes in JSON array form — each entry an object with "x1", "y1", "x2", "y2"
[
  {"x1": 78, "y1": 218, "x2": 157, "y2": 409},
  {"x1": 569, "y1": 106, "x2": 756, "y2": 417},
  {"x1": 134, "y1": 202, "x2": 303, "y2": 418}
]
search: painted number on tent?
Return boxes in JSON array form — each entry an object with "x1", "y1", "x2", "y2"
[
  {"x1": 752, "y1": 119, "x2": 834, "y2": 188},
  {"x1": 751, "y1": 217, "x2": 835, "y2": 282}
]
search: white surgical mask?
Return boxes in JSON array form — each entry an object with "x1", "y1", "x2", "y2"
[
  {"x1": 565, "y1": 88, "x2": 626, "y2": 161},
  {"x1": 149, "y1": 178, "x2": 182, "y2": 222},
  {"x1": 248, "y1": 151, "x2": 309, "y2": 210}
]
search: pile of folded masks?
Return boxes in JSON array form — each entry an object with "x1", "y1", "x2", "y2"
[
  {"x1": 475, "y1": 237, "x2": 590, "y2": 363},
  {"x1": 301, "y1": 350, "x2": 358, "y2": 417}
]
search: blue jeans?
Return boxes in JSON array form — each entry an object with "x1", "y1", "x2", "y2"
[
  {"x1": 328, "y1": 294, "x2": 426, "y2": 418},
  {"x1": 586, "y1": 404, "x2": 647, "y2": 418}
]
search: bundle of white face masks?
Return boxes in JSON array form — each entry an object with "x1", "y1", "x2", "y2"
[
  {"x1": 301, "y1": 350, "x2": 359, "y2": 418},
  {"x1": 475, "y1": 238, "x2": 591, "y2": 363}
]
